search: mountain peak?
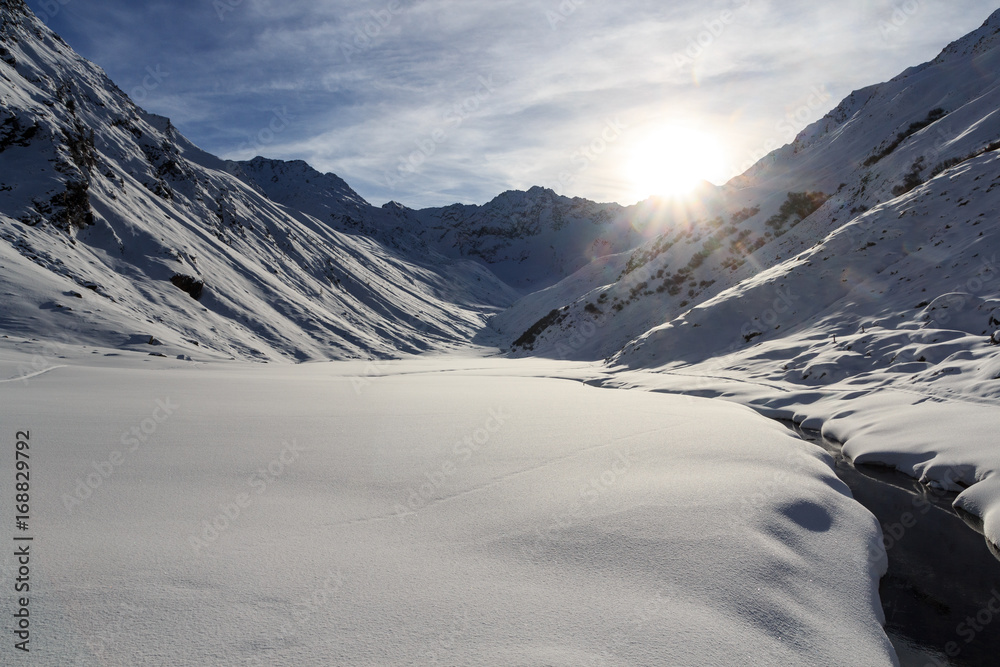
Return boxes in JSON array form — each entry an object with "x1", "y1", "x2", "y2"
[
  {"x1": 930, "y1": 7, "x2": 1000, "y2": 63},
  {"x1": 246, "y1": 155, "x2": 313, "y2": 172},
  {"x1": 233, "y1": 156, "x2": 365, "y2": 205},
  {"x1": 525, "y1": 185, "x2": 555, "y2": 196}
]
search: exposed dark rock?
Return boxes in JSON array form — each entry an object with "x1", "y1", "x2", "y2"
[{"x1": 170, "y1": 274, "x2": 204, "y2": 300}]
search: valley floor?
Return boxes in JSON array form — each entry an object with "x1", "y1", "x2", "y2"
[{"x1": 0, "y1": 344, "x2": 898, "y2": 666}]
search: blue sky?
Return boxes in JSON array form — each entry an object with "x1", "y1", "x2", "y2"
[{"x1": 24, "y1": 0, "x2": 1000, "y2": 208}]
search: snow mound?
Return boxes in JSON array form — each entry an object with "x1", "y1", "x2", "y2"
[{"x1": 0, "y1": 356, "x2": 896, "y2": 665}]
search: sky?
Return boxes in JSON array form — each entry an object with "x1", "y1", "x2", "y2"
[{"x1": 23, "y1": 0, "x2": 1000, "y2": 209}]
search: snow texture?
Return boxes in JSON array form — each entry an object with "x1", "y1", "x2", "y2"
[{"x1": 0, "y1": 353, "x2": 895, "y2": 666}]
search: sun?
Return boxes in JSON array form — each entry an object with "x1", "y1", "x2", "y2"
[{"x1": 625, "y1": 126, "x2": 726, "y2": 201}]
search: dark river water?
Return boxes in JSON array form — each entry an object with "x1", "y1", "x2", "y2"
[{"x1": 790, "y1": 425, "x2": 1000, "y2": 667}]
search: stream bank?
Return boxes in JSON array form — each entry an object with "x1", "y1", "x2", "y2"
[{"x1": 791, "y1": 424, "x2": 1000, "y2": 667}]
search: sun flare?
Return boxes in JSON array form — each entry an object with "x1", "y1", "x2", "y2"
[{"x1": 626, "y1": 126, "x2": 726, "y2": 201}]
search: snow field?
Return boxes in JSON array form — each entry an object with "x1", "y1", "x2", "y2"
[{"x1": 0, "y1": 355, "x2": 896, "y2": 665}]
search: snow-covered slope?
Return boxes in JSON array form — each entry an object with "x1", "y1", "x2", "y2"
[
  {"x1": 460, "y1": 9, "x2": 1000, "y2": 564},
  {"x1": 0, "y1": 0, "x2": 517, "y2": 361},
  {"x1": 227, "y1": 161, "x2": 707, "y2": 295},
  {"x1": 587, "y1": 9, "x2": 1000, "y2": 564},
  {"x1": 226, "y1": 156, "x2": 429, "y2": 254},
  {"x1": 607, "y1": 140, "x2": 1000, "y2": 556},
  {"x1": 493, "y1": 9, "x2": 1000, "y2": 361}
]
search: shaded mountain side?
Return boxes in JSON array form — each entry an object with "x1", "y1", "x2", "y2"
[{"x1": 0, "y1": 0, "x2": 518, "y2": 361}]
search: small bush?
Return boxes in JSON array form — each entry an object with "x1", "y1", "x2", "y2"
[
  {"x1": 929, "y1": 156, "x2": 964, "y2": 179},
  {"x1": 512, "y1": 308, "x2": 566, "y2": 350},
  {"x1": 730, "y1": 207, "x2": 760, "y2": 225},
  {"x1": 50, "y1": 180, "x2": 94, "y2": 230},
  {"x1": 863, "y1": 108, "x2": 948, "y2": 166},
  {"x1": 891, "y1": 156, "x2": 926, "y2": 196},
  {"x1": 765, "y1": 192, "x2": 830, "y2": 231}
]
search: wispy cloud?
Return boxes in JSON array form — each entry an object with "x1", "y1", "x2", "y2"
[{"x1": 26, "y1": 0, "x2": 1000, "y2": 208}]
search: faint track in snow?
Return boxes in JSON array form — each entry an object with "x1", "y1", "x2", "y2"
[
  {"x1": 322, "y1": 422, "x2": 690, "y2": 530},
  {"x1": 0, "y1": 364, "x2": 66, "y2": 384}
]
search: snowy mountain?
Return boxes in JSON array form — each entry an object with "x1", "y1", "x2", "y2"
[
  {"x1": 3, "y1": 0, "x2": 998, "y2": 375},
  {"x1": 610, "y1": 9, "x2": 1000, "y2": 373},
  {"x1": 404, "y1": 187, "x2": 649, "y2": 291},
  {"x1": 0, "y1": 0, "x2": 518, "y2": 362},
  {"x1": 235, "y1": 165, "x2": 686, "y2": 293},
  {"x1": 0, "y1": 0, "x2": 725, "y2": 363},
  {"x1": 493, "y1": 8, "x2": 1000, "y2": 363},
  {"x1": 225, "y1": 156, "x2": 429, "y2": 254}
]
